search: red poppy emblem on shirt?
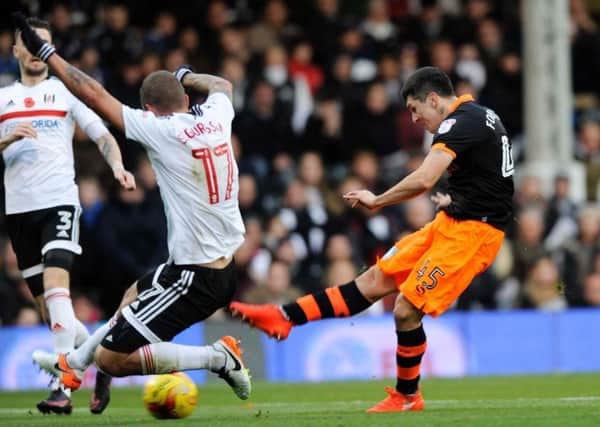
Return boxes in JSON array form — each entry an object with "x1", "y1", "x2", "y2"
[{"x1": 24, "y1": 97, "x2": 35, "y2": 108}]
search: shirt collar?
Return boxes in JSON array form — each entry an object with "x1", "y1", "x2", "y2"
[{"x1": 448, "y1": 94, "x2": 475, "y2": 114}]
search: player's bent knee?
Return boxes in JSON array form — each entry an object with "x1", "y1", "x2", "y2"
[
  {"x1": 393, "y1": 294, "x2": 422, "y2": 326},
  {"x1": 356, "y1": 265, "x2": 395, "y2": 301},
  {"x1": 96, "y1": 346, "x2": 127, "y2": 377}
]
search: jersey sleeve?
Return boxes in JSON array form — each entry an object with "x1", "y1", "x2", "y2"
[
  {"x1": 71, "y1": 96, "x2": 104, "y2": 130},
  {"x1": 194, "y1": 92, "x2": 234, "y2": 122},
  {"x1": 431, "y1": 113, "x2": 484, "y2": 158},
  {"x1": 122, "y1": 105, "x2": 163, "y2": 151}
]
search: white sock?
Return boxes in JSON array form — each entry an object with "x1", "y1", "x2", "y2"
[
  {"x1": 74, "y1": 319, "x2": 89, "y2": 348},
  {"x1": 67, "y1": 319, "x2": 113, "y2": 369},
  {"x1": 139, "y1": 342, "x2": 225, "y2": 375},
  {"x1": 44, "y1": 288, "x2": 76, "y2": 354}
]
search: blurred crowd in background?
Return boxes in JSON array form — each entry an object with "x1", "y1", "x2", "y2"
[{"x1": 0, "y1": 0, "x2": 600, "y2": 326}]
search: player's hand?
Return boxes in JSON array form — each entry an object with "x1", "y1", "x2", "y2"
[
  {"x1": 11, "y1": 12, "x2": 56, "y2": 61},
  {"x1": 343, "y1": 189, "x2": 378, "y2": 210},
  {"x1": 6, "y1": 122, "x2": 37, "y2": 143},
  {"x1": 113, "y1": 166, "x2": 136, "y2": 190},
  {"x1": 174, "y1": 64, "x2": 194, "y2": 84},
  {"x1": 431, "y1": 192, "x2": 451, "y2": 210}
]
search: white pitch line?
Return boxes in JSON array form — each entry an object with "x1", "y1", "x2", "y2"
[{"x1": 0, "y1": 396, "x2": 598, "y2": 415}]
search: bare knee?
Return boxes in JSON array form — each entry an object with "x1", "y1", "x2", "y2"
[
  {"x1": 393, "y1": 294, "x2": 423, "y2": 330},
  {"x1": 95, "y1": 346, "x2": 128, "y2": 377},
  {"x1": 355, "y1": 266, "x2": 397, "y2": 301}
]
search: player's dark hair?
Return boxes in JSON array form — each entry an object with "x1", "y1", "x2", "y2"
[
  {"x1": 140, "y1": 70, "x2": 186, "y2": 113},
  {"x1": 15, "y1": 17, "x2": 52, "y2": 39},
  {"x1": 401, "y1": 66, "x2": 455, "y2": 102}
]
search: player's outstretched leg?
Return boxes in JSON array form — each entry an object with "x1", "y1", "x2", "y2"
[
  {"x1": 89, "y1": 370, "x2": 112, "y2": 414},
  {"x1": 97, "y1": 336, "x2": 251, "y2": 400},
  {"x1": 230, "y1": 279, "x2": 373, "y2": 340}
]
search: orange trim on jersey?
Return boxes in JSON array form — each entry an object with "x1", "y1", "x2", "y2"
[
  {"x1": 0, "y1": 109, "x2": 68, "y2": 122},
  {"x1": 448, "y1": 94, "x2": 474, "y2": 114},
  {"x1": 325, "y1": 287, "x2": 351, "y2": 317},
  {"x1": 431, "y1": 142, "x2": 456, "y2": 159},
  {"x1": 397, "y1": 365, "x2": 421, "y2": 380},
  {"x1": 297, "y1": 295, "x2": 322, "y2": 321},
  {"x1": 397, "y1": 343, "x2": 427, "y2": 358}
]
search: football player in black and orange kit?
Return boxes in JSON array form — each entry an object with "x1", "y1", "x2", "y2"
[{"x1": 231, "y1": 66, "x2": 514, "y2": 413}]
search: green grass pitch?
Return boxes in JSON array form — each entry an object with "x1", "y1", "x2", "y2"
[{"x1": 1, "y1": 374, "x2": 599, "y2": 426}]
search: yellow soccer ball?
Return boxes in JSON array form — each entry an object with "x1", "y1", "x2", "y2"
[{"x1": 142, "y1": 372, "x2": 198, "y2": 419}]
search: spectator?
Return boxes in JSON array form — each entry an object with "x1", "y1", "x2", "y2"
[
  {"x1": 78, "y1": 45, "x2": 106, "y2": 86},
  {"x1": 219, "y1": 26, "x2": 251, "y2": 64},
  {"x1": 238, "y1": 174, "x2": 263, "y2": 219},
  {"x1": 570, "y1": 0, "x2": 600, "y2": 96},
  {"x1": 234, "y1": 79, "x2": 294, "y2": 177},
  {"x1": 482, "y1": 50, "x2": 523, "y2": 136},
  {"x1": 242, "y1": 260, "x2": 303, "y2": 305},
  {"x1": 88, "y1": 3, "x2": 143, "y2": 69},
  {"x1": 324, "y1": 259, "x2": 358, "y2": 288},
  {"x1": 50, "y1": 3, "x2": 81, "y2": 60},
  {"x1": 179, "y1": 26, "x2": 209, "y2": 72},
  {"x1": 247, "y1": 0, "x2": 300, "y2": 54},
  {"x1": 582, "y1": 272, "x2": 600, "y2": 306},
  {"x1": 307, "y1": 0, "x2": 344, "y2": 67},
  {"x1": 520, "y1": 256, "x2": 568, "y2": 311},
  {"x1": 95, "y1": 183, "x2": 167, "y2": 313},
  {"x1": 361, "y1": 0, "x2": 398, "y2": 54},
  {"x1": 220, "y1": 56, "x2": 249, "y2": 112},
  {"x1": 288, "y1": 39, "x2": 324, "y2": 95},
  {"x1": 400, "y1": 195, "x2": 435, "y2": 236},
  {"x1": 559, "y1": 205, "x2": 600, "y2": 305},
  {"x1": 301, "y1": 92, "x2": 345, "y2": 165},
  {"x1": 377, "y1": 53, "x2": 401, "y2": 105},
  {"x1": 0, "y1": 30, "x2": 18, "y2": 86},
  {"x1": 144, "y1": 11, "x2": 178, "y2": 55},
  {"x1": 511, "y1": 206, "x2": 547, "y2": 283},
  {"x1": 543, "y1": 173, "x2": 578, "y2": 250}
]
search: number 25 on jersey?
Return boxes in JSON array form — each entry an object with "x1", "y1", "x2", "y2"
[{"x1": 192, "y1": 142, "x2": 234, "y2": 205}]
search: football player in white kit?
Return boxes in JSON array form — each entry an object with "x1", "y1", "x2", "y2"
[
  {"x1": 2, "y1": 17, "x2": 136, "y2": 414},
  {"x1": 14, "y1": 14, "x2": 252, "y2": 403}
]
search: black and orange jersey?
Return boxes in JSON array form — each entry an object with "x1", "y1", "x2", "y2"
[{"x1": 431, "y1": 94, "x2": 514, "y2": 230}]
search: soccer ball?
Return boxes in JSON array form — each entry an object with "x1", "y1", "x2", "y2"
[{"x1": 142, "y1": 372, "x2": 198, "y2": 419}]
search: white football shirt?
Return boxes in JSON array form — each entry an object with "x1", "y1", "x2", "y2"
[
  {"x1": 0, "y1": 77, "x2": 105, "y2": 214},
  {"x1": 122, "y1": 93, "x2": 245, "y2": 265}
]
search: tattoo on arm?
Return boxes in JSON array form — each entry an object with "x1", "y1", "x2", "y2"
[
  {"x1": 65, "y1": 65, "x2": 103, "y2": 103},
  {"x1": 183, "y1": 73, "x2": 233, "y2": 101},
  {"x1": 95, "y1": 134, "x2": 123, "y2": 171}
]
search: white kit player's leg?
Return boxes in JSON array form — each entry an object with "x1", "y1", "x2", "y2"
[
  {"x1": 137, "y1": 337, "x2": 251, "y2": 400},
  {"x1": 44, "y1": 287, "x2": 77, "y2": 355},
  {"x1": 74, "y1": 318, "x2": 90, "y2": 348},
  {"x1": 68, "y1": 319, "x2": 114, "y2": 369},
  {"x1": 33, "y1": 317, "x2": 115, "y2": 378}
]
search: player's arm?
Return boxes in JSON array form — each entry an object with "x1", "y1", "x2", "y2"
[
  {"x1": 91, "y1": 130, "x2": 136, "y2": 190},
  {"x1": 11, "y1": 13, "x2": 124, "y2": 131},
  {"x1": 344, "y1": 149, "x2": 453, "y2": 209},
  {"x1": 0, "y1": 122, "x2": 37, "y2": 151},
  {"x1": 174, "y1": 65, "x2": 233, "y2": 101},
  {"x1": 48, "y1": 55, "x2": 124, "y2": 131}
]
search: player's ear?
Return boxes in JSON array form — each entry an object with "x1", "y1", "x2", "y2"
[{"x1": 426, "y1": 92, "x2": 438, "y2": 109}]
